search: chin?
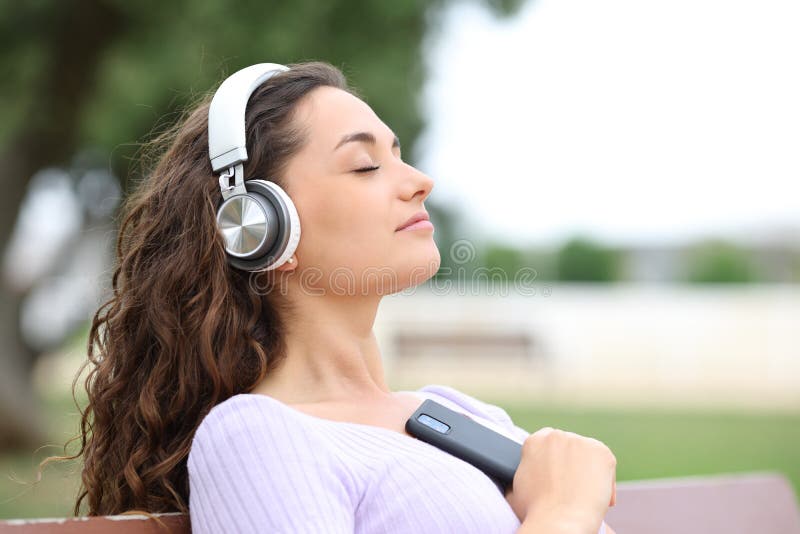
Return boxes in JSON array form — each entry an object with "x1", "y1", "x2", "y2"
[{"x1": 390, "y1": 249, "x2": 441, "y2": 295}]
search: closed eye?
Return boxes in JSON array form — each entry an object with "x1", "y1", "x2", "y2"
[{"x1": 354, "y1": 165, "x2": 380, "y2": 173}]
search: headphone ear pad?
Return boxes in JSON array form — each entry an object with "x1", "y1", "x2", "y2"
[{"x1": 216, "y1": 179, "x2": 301, "y2": 272}]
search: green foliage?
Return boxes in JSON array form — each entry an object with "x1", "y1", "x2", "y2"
[
  {"x1": 684, "y1": 240, "x2": 758, "y2": 283},
  {"x1": 82, "y1": 0, "x2": 437, "y2": 185},
  {"x1": 428, "y1": 202, "x2": 461, "y2": 281},
  {"x1": 475, "y1": 241, "x2": 554, "y2": 282},
  {"x1": 0, "y1": 0, "x2": 526, "y2": 189},
  {"x1": 482, "y1": 242, "x2": 526, "y2": 275},
  {"x1": 555, "y1": 236, "x2": 621, "y2": 282},
  {"x1": 792, "y1": 252, "x2": 800, "y2": 282}
]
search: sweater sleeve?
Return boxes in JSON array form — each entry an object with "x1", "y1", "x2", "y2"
[{"x1": 187, "y1": 397, "x2": 355, "y2": 534}]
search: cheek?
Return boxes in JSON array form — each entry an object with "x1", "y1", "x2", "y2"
[{"x1": 294, "y1": 184, "x2": 391, "y2": 263}]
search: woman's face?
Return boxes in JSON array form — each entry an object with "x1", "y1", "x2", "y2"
[{"x1": 279, "y1": 86, "x2": 440, "y2": 296}]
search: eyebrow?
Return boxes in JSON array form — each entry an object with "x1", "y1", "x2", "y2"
[{"x1": 334, "y1": 131, "x2": 401, "y2": 151}]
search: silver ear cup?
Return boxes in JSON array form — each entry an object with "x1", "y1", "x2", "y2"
[
  {"x1": 216, "y1": 180, "x2": 298, "y2": 272},
  {"x1": 216, "y1": 193, "x2": 278, "y2": 258}
]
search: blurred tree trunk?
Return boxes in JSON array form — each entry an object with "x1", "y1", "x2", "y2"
[{"x1": 0, "y1": 0, "x2": 124, "y2": 450}]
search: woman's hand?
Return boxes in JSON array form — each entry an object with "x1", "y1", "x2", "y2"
[{"x1": 505, "y1": 427, "x2": 617, "y2": 531}]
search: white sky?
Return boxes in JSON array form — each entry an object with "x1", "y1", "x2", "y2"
[{"x1": 417, "y1": 0, "x2": 800, "y2": 247}]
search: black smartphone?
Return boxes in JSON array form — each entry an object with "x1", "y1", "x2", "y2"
[{"x1": 405, "y1": 399, "x2": 523, "y2": 491}]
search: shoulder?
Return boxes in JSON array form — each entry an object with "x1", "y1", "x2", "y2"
[
  {"x1": 416, "y1": 383, "x2": 530, "y2": 443},
  {"x1": 188, "y1": 393, "x2": 354, "y2": 494},
  {"x1": 187, "y1": 394, "x2": 358, "y2": 533},
  {"x1": 192, "y1": 393, "x2": 282, "y2": 445},
  {"x1": 188, "y1": 393, "x2": 330, "y2": 470}
]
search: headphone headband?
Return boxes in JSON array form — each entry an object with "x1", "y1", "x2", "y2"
[
  {"x1": 208, "y1": 63, "x2": 289, "y2": 172},
  {"x1": 207, "y1": 62, "x2": 301, "y2": 272}
]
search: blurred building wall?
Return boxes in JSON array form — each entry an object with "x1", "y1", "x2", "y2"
[{"x1": 379, "y1": 284, "x2": 800, "y2": 409}]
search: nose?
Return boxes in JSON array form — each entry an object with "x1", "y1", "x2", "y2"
[{"x1": 401, "y1": 162, "x2": 435, "y2": 201}]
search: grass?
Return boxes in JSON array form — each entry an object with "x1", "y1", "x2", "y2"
[
  {"x1": 0, "y1": 391, "x2": 84, "y2": 520},
  {"x1": 1, "y1": 393, "x2": 798, "y2": 519},
  {"x1": 498, "y1": 401, "x2": 800, "y2": 494}
]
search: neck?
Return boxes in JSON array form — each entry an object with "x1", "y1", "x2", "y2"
[{"x1": 252, "y1": 288, "x2": 392, "y2": 405}]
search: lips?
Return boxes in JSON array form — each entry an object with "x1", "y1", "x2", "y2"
[{"x1": 396, "y1": 211, "x2": 430, "y2": 231}]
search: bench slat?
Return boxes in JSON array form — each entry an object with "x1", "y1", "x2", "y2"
[{"x1": 0, "y1": 513, "x2": 189, "y2": 534}]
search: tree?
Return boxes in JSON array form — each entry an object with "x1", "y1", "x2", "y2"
[
  {"x1": 555, "y1": 236, "x2": 621, "y2": 282},
  {"x1": 684, "y1": 240, "x2": 757, "y2": 284}
]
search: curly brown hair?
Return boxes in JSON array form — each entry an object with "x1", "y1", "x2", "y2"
[{"x1": 46, "y1": 61, "x2": 356, "y2": 516}]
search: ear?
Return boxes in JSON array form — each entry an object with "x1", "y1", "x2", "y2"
[{"x1": 273, "y1": 255, "x2": 298, "y2": 272}]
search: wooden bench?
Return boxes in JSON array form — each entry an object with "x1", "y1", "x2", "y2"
[
  {"x1": 0, "y1": 513, "x2": 189, "y2": 534},
  {"x1": 1, "y1": 472, "x2": 798, "y2": 533}
]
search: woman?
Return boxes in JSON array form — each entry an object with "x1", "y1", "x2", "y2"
[{"x1": 69, "y1": 61, "x2": 616, "y2": 533}]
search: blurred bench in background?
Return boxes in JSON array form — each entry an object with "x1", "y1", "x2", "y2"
[{"x1": 1, "y1": 472, "x2": 798, "y2": 533}]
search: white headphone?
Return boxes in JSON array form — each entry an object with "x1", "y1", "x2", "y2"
[{"x1": 208, "y1": 63, "x2": 301, "y2": 271}]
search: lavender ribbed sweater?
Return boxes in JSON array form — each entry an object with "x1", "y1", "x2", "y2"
[{"x1": 188, "y1": 383, "x2": 608, "y2": 534}]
